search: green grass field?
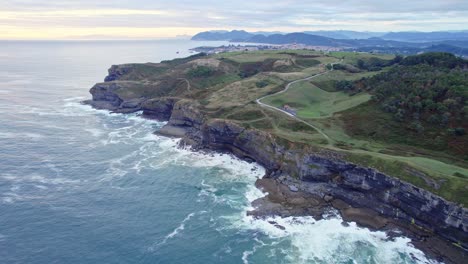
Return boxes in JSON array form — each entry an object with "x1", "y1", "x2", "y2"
[
  {"x1": 310, "y1": 69, "x2": 382, "y2": 92},
  {"x1": 329, "y1": 51, "x2": 395, "y2": 65},
  {"x1": 214, "y1": 50, "x2": 301, "y2": 63},
  {"x1": 262, "y1": 81, "x2": 371, "y2": 118}
]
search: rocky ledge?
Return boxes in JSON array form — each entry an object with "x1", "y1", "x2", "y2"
[{"x1": 85, "y1": 78, "x2": 467, "y2": 263}]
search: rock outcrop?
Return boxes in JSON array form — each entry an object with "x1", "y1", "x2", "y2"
[
  {"x1": 141, "y1": 97, "x2": 179, "y2": 120},
  {"x1": 159, "y1": 99, "x2": 468, "y2": 249},
  {"x1": 84, "y1": 72, "x2": 468, "y2": 251},
  {"x1": 83, "y1": 81, "x2": 148, "y2": 113}
]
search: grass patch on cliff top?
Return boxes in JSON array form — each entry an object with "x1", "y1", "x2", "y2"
[
  {"x1": 309, "y1": 70, "x2": 382, "y2": 92},
  {"x1": 262, "y1": 81, "x2": 371, "y2": 119},
  {"x1": 191, "y1": 73, "x2": 241, "y2": 90},
  {"x1": 204, "y1": 75, "x2": 284, "y2": 109},
  {"x1": 329, "y1": 52, "x2": 395, "y2": 65},
  {"x1": 214, "y1": 50, "x2": 324, "y2": 63},
  {"x1": 113, "y1": 63, "x2": 170, "y2": 81},
  {"x1": 216, "y1": 52, "x2": 291, "y2": 63}
]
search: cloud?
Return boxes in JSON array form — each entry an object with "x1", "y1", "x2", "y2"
[{"x1": 1, "y1": 0, "x2": 467, "y2": 39}]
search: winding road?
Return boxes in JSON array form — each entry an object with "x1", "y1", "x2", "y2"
[{"x1": 256, "y1": 61, "x2": 341, "y2": 144}]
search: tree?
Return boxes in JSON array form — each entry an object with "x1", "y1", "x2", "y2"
[{"x1": 409, "y1": 121, "x2": 424, "y2": 133}]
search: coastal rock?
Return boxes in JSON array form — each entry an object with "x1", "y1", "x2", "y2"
[
  {"x1": 155, "y1": 125, "x2": 188, "y2": 138},
  {"x1": 289, "y1": 185, "x2": 299, "y2": 192},
  {"x1": 169, "y1": 104, "x2": 468, "y2": 248},
  {"x1": 169, "y1": 100, "x2": 206, "y2": 128},
  {"x1": 86, "y1": 82, "x2": 123, "y2": 110},
  {"x1": 85, "y1": 67, "x2": 468, "y2": 253},
  {"x1": 105, "y1": 64, "x2": 131, "y2": 82},
  {"x1": 85, "y1": 81, "x2": 151, "y2": 112},
  {"x1": 324, "y1": 195, "x2": 334, "y2": 202},
  {"x1": 141, "y1": 97, "x2": 179, "y2": 120}
]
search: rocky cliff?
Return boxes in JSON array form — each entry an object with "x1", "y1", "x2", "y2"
[
  {"x1": 84, "y1": 66, "x2": 468, "y2": 256},
  {"x1": 130, "y1": 95, "x2": 468, "y2": 248}
]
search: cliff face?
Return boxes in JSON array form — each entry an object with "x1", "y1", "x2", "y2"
[
  {"x1": 141, "y1": 97, "x2": 179, "y2": 120},
  {"x1": 156, "y1": 98, "x2": 468, "y2": 247},
  {"x1": 84, "y1": 81, "x2": 148, "y2": 113},
  {"x1": 85, "y1": 75, "x2": 467, "y2": 249}
]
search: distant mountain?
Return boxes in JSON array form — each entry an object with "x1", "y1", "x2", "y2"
[
  {"x1": 245, "y1": 33, "x2": 348, "y2": 46},
  {"x1": 191, "y1": 30, "x2": 468, "y2": 57},
  {"x1": 303, "y1": 30, "x2": 384, "y2": 39},
  {"x1": 353, "y1": 44, "x2": 468, "y2": 57},
  {"x1": 191, "y1": 30, "x2": 385, "y2": 41},
  {"x1": 242, "y1": 33, "x2": 420, "y2": 48},
  {"x1": 192, "y1": 29, "x2": 468, "y2": 43},
  {"x1": 191, "y1": 30, "x2": 284, "y2": 41},
  {"x1": 381, "y1": 31, "x2": 468, "y2": 42},
  {"x1": 191, "y1": 30, "x2": 254, "y2": 41}
]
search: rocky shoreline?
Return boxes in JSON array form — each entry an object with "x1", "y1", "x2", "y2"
[
  {"x1": 252, "y1": 177, "x2": 466, "y2": 263},
  {"x1": 84, "y1": 71, "x2": 467, "y2": 263}
]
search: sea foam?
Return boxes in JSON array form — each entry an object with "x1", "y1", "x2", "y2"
[{"x1": 64, "y1": 98, "x2": 439, "y2": 264}]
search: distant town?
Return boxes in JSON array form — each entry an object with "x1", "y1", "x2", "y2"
[{"x1": 191, "y1": 44, "x2": 342, "y2": 54}]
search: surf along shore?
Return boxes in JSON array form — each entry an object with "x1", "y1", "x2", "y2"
[{"x1": 83, "y1": 51, "x2": 467, "y2": 263}]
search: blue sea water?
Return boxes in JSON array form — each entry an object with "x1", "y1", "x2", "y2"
[{"x1": 0, "y1": 40, "x2": 438, "y2": 264}]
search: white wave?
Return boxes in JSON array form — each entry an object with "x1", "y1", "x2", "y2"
[
  {"x1": 0, "y1": 132, "x2": 44, "y2": 140},
  {"x1": 165, "y1": 212, "x2": 195, "y2": 240},
  {"x1": 19, "y1": 102, "x2": 115, "y2": 118},
  {"x1": 148, "y1": 211, "x2": 205, "y2": 251},
  {"x1": 156, "y1": 141, "x2": 265, "y2": 181},
  {"x1": 158, "y1": 141, "x2": 440, "y2": 263},
  {"x1": 2, "y1": 197, "x2": 14, "y2": 204},
  {"x1": 234, "y1": 213, "x2": 439, "y2": 264},
  {"x1": 63, "y1": 96, "x2": 86, "y2": 102},
  {"x1": 2, "y1": 191, "x2": 43, "y2": 204},
  {"x1": 84, "y1": 128, "x2": 105, "y2": 137},
  {"x1": 157, "y1": 140, "x2": 440, "y2": 263},
  {"x1": 197, "y1": 179, "x2": 229, "y2": 205},
  {"x1": 1, "y1": 173, "x2": 81, "y2": 185},
  {"x1": 200, "y1": 179, "x2": 216, "y2": 189},
  {"x1": 242, "y1": 237, "x2": 267, "y2": 264},
  {"x1": 1, "y1": 173, "x2": 82, "y2": 204}
]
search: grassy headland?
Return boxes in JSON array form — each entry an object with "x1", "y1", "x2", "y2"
[{"x1": 97, "y1": 50, "x2": 468, "y2": 204}]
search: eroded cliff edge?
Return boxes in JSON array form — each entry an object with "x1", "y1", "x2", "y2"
[{"x1": 84, "y1": 58, "x2": 467, "y2": 262}]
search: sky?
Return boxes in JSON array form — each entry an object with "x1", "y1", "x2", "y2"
[{"x1": 1, "y1": 0, "x2": 468, "y2": 40}]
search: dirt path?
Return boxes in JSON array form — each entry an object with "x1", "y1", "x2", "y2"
[
  {"x1": 177, "y1": 78, "x2": 191, "y2": 91},
  {"x1": 256, "y1": 61, "x2": 341, "y2": 145}
]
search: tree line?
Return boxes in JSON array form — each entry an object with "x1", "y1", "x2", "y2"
[{"x1": 335, "y1": 53, "x2": 467, "y2": 134}]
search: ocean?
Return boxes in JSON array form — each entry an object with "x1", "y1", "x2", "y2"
[{"x1": 0, "y1": 39, "x2": 437, "y2": 264}]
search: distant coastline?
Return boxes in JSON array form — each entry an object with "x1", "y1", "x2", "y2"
[{"x1": 191, "y1": 30, "x2": 468, "y2": 57}]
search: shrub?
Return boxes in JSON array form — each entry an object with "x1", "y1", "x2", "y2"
[
  {"x1": 255, "y1": 80, "x2": 269, "y2": 88},
  {"x1": 448, "y1": 127, "x2": 466, "y2": 136},
  {"x1": 187, "y1": 66, "x2": 214, "y2": 78}
]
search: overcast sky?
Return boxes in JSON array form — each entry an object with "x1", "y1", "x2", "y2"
[{"x1": 1, "y1": 0, "x2": 467, "y2": 39}]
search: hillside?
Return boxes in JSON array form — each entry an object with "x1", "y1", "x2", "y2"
[
  {"x1": 85, "y1": 50, "x2": 468, "y2": 250},
  {"x1": 86, "y1": 50, "x2": 468, "y2": 201},
  {"x1": 333, "y1": 53, "x2": 467, "y2": 158}
]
